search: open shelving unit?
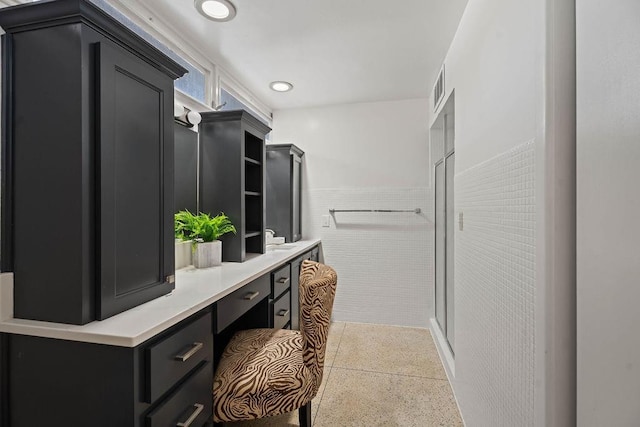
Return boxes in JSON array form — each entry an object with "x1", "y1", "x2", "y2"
[{"x1": 199, "y1": 110, "x2": 271, "y2": 262}]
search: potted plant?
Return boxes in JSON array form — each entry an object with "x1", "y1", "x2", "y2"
[{"x1": 175, "y1": 210, "x2": 236, "y2": 268}]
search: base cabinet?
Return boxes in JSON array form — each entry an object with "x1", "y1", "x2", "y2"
[
  {"x1": 270, "y1": 264, "x2": 292, "y2": 329},
  {"x1": 7, "y1": 311, "x2": 213, "y2": 427},
  {"x1": 144, "y1": 363, "x2": 212, "y2": 427},
  {"x1": 2, "y1": 245, "x2": 320, "y2": 426}
]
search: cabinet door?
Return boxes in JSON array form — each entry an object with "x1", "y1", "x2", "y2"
[
  {"x1": 96, "y1": 42, "x2": 175, "y2": 320},
  {"x1": 292, "y1": 154, "x2": 302, "y2": 241}
]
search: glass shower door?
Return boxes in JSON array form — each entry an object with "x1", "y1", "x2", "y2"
[
  {"x1": 431, "y1": 93, "x2": 455, "y2": 355},
  {"x1": 435, "y1": 160, "x2": 447, "y2": 334}
]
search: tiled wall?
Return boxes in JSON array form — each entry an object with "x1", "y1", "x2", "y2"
[
  {"x1": 453, "y1": 140, "x2": 536, "y2": 425},
  {"x1": 303, "y1": 187, "x2": 433, "y2": 327}
]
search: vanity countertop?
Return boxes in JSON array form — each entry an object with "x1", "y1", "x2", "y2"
[{"x1": 0, "y1": 239, "x2": 321, "y2": 347}]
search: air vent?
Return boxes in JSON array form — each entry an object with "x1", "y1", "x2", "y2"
[{"x1": 433, "y1": 65, "x2": 445, "y2": 110}]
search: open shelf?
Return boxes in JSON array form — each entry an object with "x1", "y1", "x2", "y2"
[
  {"x1": 245, "y1": 162, "x2": 262, "y2": 193},
  {"x1": 245, "y1": 196, "x2": 262, "y2": 231},
  {"x1": 245, "y1": 233, "x2": 263, "y2": 254},
  {"x1": 199, "y1": 110, "x2": 270, "y2": 262},
  {"x1": 244, "y1": 131, "x2": 263, "y2": 163}
]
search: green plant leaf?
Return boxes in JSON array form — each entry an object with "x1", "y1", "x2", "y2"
[{"x1": 174, "y1": 210, "x2": 237, "y2": 243}]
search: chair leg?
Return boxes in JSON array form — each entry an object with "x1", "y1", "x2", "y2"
[{"x1": 298, "y1": 401, "x2": 312, "y2": 427}]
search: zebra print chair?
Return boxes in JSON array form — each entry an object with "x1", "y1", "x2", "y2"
[{"x1": 212, "y1": 260, "x2": 338, "y2": 426}]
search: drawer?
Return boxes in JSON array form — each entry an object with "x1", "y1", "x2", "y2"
[
  {"x1": 145, "y1": 361, "x2": 213, "y2": 427},
  {"x1": 271, "y1": 263, "x2": 291, "y2": 298},
  {"x1": 146, "y1": 312, "x2": 213, "y2": 403},
  {"x1": 215, "y1": 273, "x2": 270, "y2": 333},
  {"x1": 271, "y1": 291, "x2": 291, "y2": 330},
  {"x1": 300, "y1": 251, "x2": 312, "y2": 262},
  {"x1": 310, "y1": 246, "x2": 319, "y2": 262}
]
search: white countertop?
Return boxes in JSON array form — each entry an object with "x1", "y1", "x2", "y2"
[{"x1": 0, "y1": 239, "x2": 320, "y2": 347}]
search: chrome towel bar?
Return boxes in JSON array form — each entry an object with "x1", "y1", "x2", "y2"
[{"x1": 329, "y1": 208, "x2": 421, "y2": 214}]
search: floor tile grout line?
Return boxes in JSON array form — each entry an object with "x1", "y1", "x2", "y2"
[
  {"x1": 326, "y1": 322, "x2": 346, "y2": 369},
  {"x1": 329, "y1": 365, "x2": 450, "y2": 382},
  {"x1": 313, "y1": 323, "x2": 345, "y2": 426},
  {"x1": 332, "y1": 322, "x2": 346, "y2": 355},
  {"x1": 312, "y1": 365, "x2": 334, "y2": 426},
  {"x1": 311, "y1": 322, "x2": 347, "y2": 426}
]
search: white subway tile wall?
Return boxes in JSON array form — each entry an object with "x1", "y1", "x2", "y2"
[
  {"x1": 453, "y1": 140, "x2": 536, "y2": 426},
  {"x1": 303, "y1": 187, "x2": 433, "y2": 328}
]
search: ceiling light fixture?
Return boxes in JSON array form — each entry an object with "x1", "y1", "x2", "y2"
[
  {"x1": 194, "y1": 0, "x2": 237, "y2": 22},
  {"x1": 270, "y1": 81, "x2": 294, "y2": 92}
]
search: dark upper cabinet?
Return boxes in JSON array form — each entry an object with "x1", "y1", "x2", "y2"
[
  {"x1": 266, "y1": 144, "x2": 304, "y2": 242},
  {"x1": 199, "y1": 110, "x2": 271, "y2": 262},
  {"x1": 0, "y1": 0, "x2": 187, "y2": 324},
  {"x1": 174, "y1": 122, "x2": 198, "y2": 214}
]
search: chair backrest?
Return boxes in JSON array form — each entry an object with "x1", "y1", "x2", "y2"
[{"x1": 298, "y1": 260, "x2": 338, "y2": 385}]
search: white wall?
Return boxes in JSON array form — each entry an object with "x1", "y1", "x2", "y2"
[
  {"x1": 441, "y1": 1, "x2": 539, "y2": 173},
  {"x1": 577, "y1": 1, "x2": 640, "y2": 425},
  {"x1": 272, "y1": 99, "x2": 434, "y2": 327},
  {"x1": 430, "y1": 0, "x2": 575, "y2": 425},
  {"x1": 273, "y1": 99, "x2": 431, "y2": 190}
]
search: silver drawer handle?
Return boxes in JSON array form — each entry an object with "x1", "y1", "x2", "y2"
[
  {"x1": 276, "y1": 277, "x2": 290, "y2": 285},
  {"x1": 176, "y1": 403, "x2": 204, "y2": 427},
  {"x1": 174, "y1": 342, "x2": 204, "y2": 362},
  {"x1": 243, "y1": 291, "x2": 260, "y2": 301},
  {"x1": 277, "y1": 309, "x2": 290, "y2": 317}
]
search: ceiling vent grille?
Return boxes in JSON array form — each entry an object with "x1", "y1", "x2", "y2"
[{"x1": 433, "y1": 65, "x2": 445, "y2": 110}]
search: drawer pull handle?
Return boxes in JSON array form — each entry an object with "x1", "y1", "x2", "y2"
[
  {"x1": 243, "y1": 291, "x2": 260, "y2": 301},
  {"x1": 276, "y1": 277, "x2": 290, "y2": 285},
  {"x1": 176, "y1": 403, "x2": 204, "y2": 427},
  {"x1": 174, "y1": 342, "x2": 204, "y2": 362},
  {"x1": 277, "y1": 309, "x2": 290, "y2": 317}
]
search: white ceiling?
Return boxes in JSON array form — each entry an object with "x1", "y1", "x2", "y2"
[{"x1": 135, "y1": 0, "x2": 468, "y2": 111}]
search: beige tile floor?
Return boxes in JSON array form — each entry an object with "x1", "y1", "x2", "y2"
[{"x1": 220, "y1": 322, "x2": 463, "y2": 427}]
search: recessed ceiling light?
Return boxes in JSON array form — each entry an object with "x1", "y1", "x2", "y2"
[
  {"x1": 270, "y1": 81, "x2": 294, "y2": 92},
  {"x1": 194, "y1": 0, "x2": 237, "y2": 22}
]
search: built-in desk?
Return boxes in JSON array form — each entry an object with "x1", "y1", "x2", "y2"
[{"x1": 0, "y1": 239, "x2": 320, "y2": 427}]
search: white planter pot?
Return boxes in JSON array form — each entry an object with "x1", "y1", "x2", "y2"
[
  {"x1": 193, "y1": 240, "x2": 222, "y2": 268},
  {"x1": 175, "y1": 240, "x2": 192, "y2": 270}
]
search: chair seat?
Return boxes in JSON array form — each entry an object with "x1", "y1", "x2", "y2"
[{"x1": 213, "y1": 328, "x2": 320, "y2": 423}]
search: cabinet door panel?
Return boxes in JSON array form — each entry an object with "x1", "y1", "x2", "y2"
[
  {"x1": 96, "y1": 42, "x2": 174, "y2": 320},
  {"x1": 292, "y1": 156, "x2": 302, "y2": 241}
]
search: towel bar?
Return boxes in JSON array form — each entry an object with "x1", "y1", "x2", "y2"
[{"x1": 329, "y1": 208, "x2": 421, "y2": 214}]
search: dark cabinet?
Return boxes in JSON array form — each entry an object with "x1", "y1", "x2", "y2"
[
  {"x1": 1, "y1": 244, "x2": 319, "y2": 426},
  {"x1": 271, "y1": 291, "x2": 291, "y2": 330},
  {"x1": 266, "y1": 144, "x2": 304, "y2": 242},
  {"x1": 214, "y1": 273, "x2": 270, "y2": 334},
  {"x1": 290, "y1": 250, "x2": 317, "y2": 330},
  {"x1": 270, "y1": 264, "x2": 292, "y2": 329},
  {"x1": 0, "y1": 0, "x2": 187, "y2": 324},
  {"x1": 6, "y1": 310, "x2": 214, "y2": 427},
  {"x1": 199, "y1": 110, "x2": 271, "y2": 262},
  {"x1": 174, "y1": 123, "x2": 199, "y2": 214},
  {"x1": 96, "y1": 41, "x2": 178, "y2": 320}
]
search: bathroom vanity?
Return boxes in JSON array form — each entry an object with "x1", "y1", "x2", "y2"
[{"x1": 0, "y1": 240, "x2": 321, "y2": 427}]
